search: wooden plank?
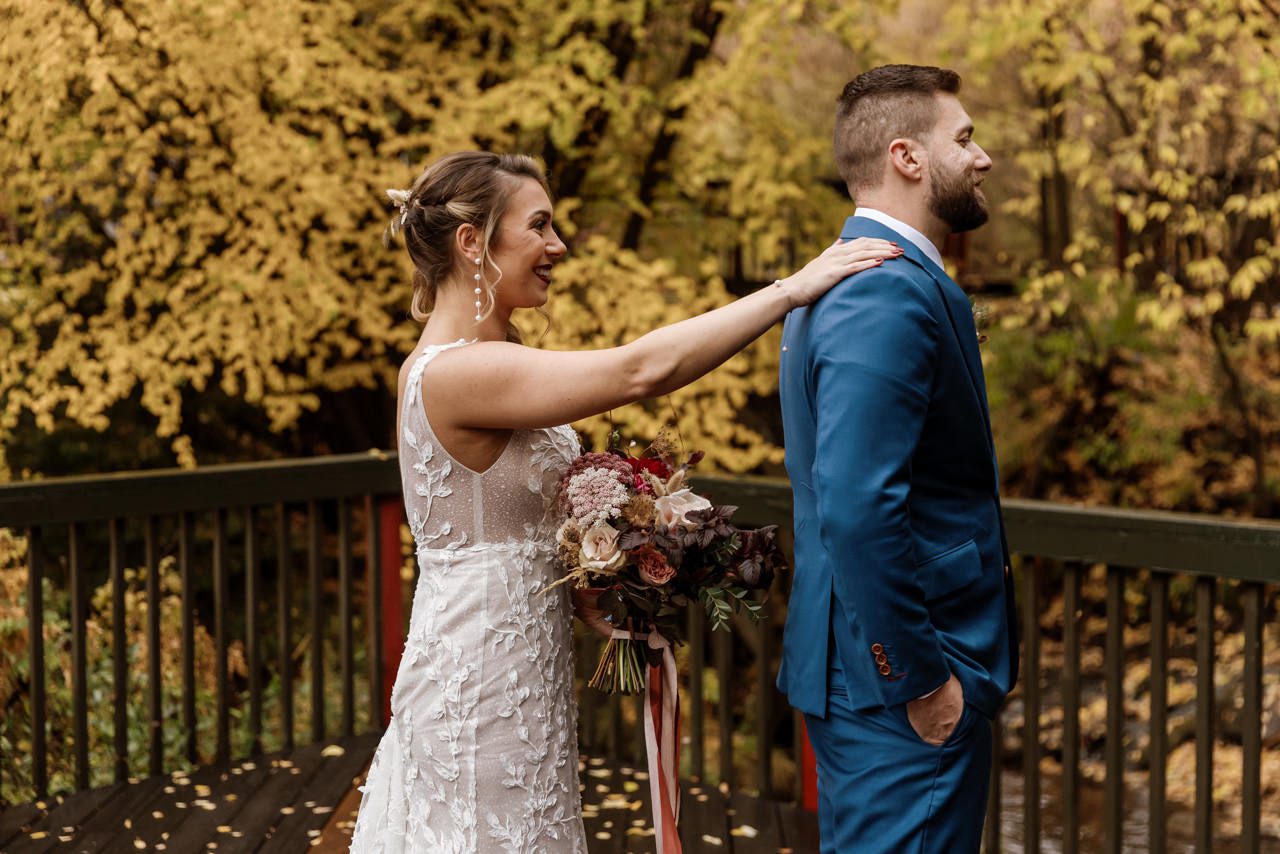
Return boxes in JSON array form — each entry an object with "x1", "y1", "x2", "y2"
[
  {"x1": 109, "y1": 518, "x2": 128, "y2": 785},
  {"x1": 776, "y1": 800, "x2": 821, "y2": 853},
  {"x1": 255, "y1": 734, "x2": 379, "y2": 853},
  {"x1": 727, "y1": 790, "x2": 784, "y2": 853},
  {"x1": 364, "y1": 494, "x2": 383, "y2": 732},
  {"x1": 214, "y1": 508, "x2": 231, "y2": 766},
  {"x1": 0, "y1": 803, "x2": 45, "y2": 850},
  {"x1": 68, "y1": 523, "x2": 88, "y2": 792},
  {"x1": 145, "y1": 515, "x2": 163, "y2": 776},
  {"x1": 1149, "y1": 570, "x2": 1170, "y2": 854},
  {"x1": 277, "y1": 502, "x2": 295, "y2": 752},
  {"x1": 1241, "y1": 581, "x2": 1264, "y2": 854},
  {"x1": 309, "y1": 500, "x2": 325, "y2": 745},
  {"x1": 0, "y1": 453, "x2": 401, "y2": 527},
  {"x1": 94, "y1": 759, "x2": 272, "y2": 853},
  {"x1": 310, "y1": 768, "x2": 367, "y2": 853},
  {"x1": 1103, "y1": 565, "x2": 1126, "y2": 854},
  {"x1": 246, "y1": 505, "x2": 263, "y2": 754},
  {"x1": 693, "y1": 475, "x2": 1280, "y2": 582},
  {"x1": 27, "y1": 527, "x2": 47, "y2": 800},
  {"x1": 8, "y1": 466, "x2": 1280, "y2": 579},
  {"x1": 339, "y1": 497, "x2": 354, "y2": 738},
  {"x1": 1021, "y1": 559, "x2": 1041, "y2": 853},
  {"x1": 179, "y1": 512, "x2": 197, "y2": 765},
  {"x1": 206, "y1": 743, "x2": 331, "y2": 854},
  {"x1": 1194, "y1": 577, "x2": 1215, "y2": 853},
  {"x1": 580, "y1": 758, "x2": 628, "y2": 854},
  {"x1": 1001, "y1": 498, "x2": 1280, "y2": 583},
  {"x1": 679, "y1": 781, "x2": 731, "y2": 853},
  {"x1": 4, "y1": 779, "x2": 148, "y2": 854},
  {"x1": 2, "y1": 749, "x2": 798, "y2": 854}
]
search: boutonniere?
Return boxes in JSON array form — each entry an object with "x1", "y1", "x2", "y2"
[{"x1": 972, "y1": 302, "x2": 990, "y2": 345}]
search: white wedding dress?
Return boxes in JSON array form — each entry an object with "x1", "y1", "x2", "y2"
[{"x1": 350, "y1": 341, "x2": 588, "y2": 853}]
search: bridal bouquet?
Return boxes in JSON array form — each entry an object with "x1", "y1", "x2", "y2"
[{"x1": 551, "y1": 432, "x2": 785, "y2": 695}]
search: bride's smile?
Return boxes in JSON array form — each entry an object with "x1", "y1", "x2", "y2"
[{"x1": 484, "y1": 178, "x2": 566, "y2": 313}]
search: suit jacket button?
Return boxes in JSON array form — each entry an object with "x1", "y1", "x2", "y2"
[
  {"x1": 875, "y1": 653, "x2": 888, "y2": 665},
  {"x1": 878, "y1": 664, "x2": 891, "y2": 676},
  {"x1": 871, "y1": 643, "x2": 884, "y2": 655}
]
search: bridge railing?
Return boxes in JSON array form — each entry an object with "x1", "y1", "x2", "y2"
[
  {"x1": 688, "y1": 475, "x2": 1280, "y2": 854},
  {"x1": 1, "y1": 456, "x2": 1277, "y2": 853},
  {"x1": 0, "y1": 454, "x2": 402, "y2": 800}
]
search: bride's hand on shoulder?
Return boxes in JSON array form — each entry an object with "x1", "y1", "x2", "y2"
[{"x1": 779, "y1": 237, "x2": 903, "y2": 308}]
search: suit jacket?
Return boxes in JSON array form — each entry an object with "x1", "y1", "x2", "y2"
[{"x1": 777, "y1": 215, "x2": 1019, "y2": 720}]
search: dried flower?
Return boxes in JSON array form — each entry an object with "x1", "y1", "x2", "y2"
[
  {"x1": 557, "y1": 518, "x2": 584, "y2": 548},
  {"x1": 564, "y1": 466, "x2": 630, "y2": 527},
  {"x1": 633, "y1": 546, "x2": 675, "y2": 586},
  {"x1": 621, "y1": 494, "x2": 657, "y2": 528},
  {"x1": 562, "y1": 452, "x2": 632, "y2": 488}
]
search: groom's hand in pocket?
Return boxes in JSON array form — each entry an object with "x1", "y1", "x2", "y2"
[{"x1": 906, "y1": 673, "x2": 964, "y2": 745}]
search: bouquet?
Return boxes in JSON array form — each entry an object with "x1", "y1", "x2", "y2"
[{"x1": 550, "y1": 431, "x2": 786, "y2": 694}]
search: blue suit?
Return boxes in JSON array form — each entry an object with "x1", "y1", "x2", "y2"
[{"x1": 777, "y1": 215, "x2": 1018, "y2": 852}]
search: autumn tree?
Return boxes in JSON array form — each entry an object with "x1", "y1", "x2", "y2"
[
  {"x1": 951, "y1": 0, "x2": 1280, "y2": 515},
  {"x1": 0, "y1": 0, "x2": 891, "y2": 480}
]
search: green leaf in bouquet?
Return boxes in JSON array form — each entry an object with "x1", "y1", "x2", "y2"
[{"x1": 699, "y1": 586, "x2": 734, "y2": 632}]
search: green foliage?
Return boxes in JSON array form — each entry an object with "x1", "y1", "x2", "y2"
[
  {"x1": 699, "y1": 583, "x2": 762, "y2": 632},
  {"x1": 948, "y1": 0, "x2": 1280, "y2": 514},
  {"x1": 2, "y1": 0, "x2": 1277, "y2": 510}
]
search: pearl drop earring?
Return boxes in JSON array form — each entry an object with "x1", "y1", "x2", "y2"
[{"x1": 473, "y1": 256, "x2": 483, "y2": 322}]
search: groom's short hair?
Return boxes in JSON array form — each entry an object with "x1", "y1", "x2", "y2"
[{"x1": 834, "y1": 64, "x2": 962, "y2": 197}]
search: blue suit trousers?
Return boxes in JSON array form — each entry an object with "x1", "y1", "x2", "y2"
[{"x1": 804, "y1": 660, "x2": 993, "y2": 853}]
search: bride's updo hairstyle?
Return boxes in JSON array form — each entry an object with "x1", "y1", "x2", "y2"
[{"x1": 386, "y1": 151, "x2": 550, "y2": 330}]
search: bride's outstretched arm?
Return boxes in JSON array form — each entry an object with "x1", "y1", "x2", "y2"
[{"x1": 427, "y1": 237, "x2": 900, "y2": 431}]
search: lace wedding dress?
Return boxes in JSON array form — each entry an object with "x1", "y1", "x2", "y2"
[{"x1": 350, "y1": 341, "x2": 588, "y2": 853}]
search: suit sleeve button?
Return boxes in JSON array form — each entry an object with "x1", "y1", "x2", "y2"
[
  {"x1": 871, "y1": 643, "x2": 884, "y2": 655},
  {"x1": 878, "y1": 664, "x2": 892, "y2": 676},
  {"x1": 875, "y1": 653, "x2": 888, "y2": 665}
]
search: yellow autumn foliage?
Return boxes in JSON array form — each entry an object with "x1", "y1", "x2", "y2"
[{"x1": 0, "y1": 0, "x2": 893, "y2": 478}]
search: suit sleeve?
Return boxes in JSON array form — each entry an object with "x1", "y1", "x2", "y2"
[{"x1": 809, "y1": 264, "x2": 951, "y2": 705}]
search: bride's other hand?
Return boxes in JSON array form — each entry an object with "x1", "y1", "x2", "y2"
[
  {"x1": 571, "y1": 587, "x2": 616, "y2": 639},
  {"x1": 778, "y1": 237, "x2": 902, "y2": 308}
]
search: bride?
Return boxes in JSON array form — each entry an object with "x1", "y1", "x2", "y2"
[{"x1": 348, "y1": 151, "x2": 900, "y2": 853}]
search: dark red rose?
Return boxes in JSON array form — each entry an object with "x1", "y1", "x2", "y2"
[{"x1": 627, "y1": 456, "x2": 672, "y2": 479}]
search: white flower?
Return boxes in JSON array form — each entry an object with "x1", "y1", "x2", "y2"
[
  {"x1": 653, "y1": 488, "x2": 712, "y2": 531},
  {"x1": 579, "y1": 523, "x2": 625, "y2": 571}
]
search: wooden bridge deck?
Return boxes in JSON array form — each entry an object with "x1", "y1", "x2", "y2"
[{"x1": 0, "y1": 738, "x2": 815, "y2": 854}]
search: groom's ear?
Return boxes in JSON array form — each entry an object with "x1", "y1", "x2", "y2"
[{"x1": 887, "y1": 138, "x2": 925, "y2": 183}]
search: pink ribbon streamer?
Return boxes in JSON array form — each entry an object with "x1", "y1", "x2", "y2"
[{"x1": 612, "y1": 629, "x2": 682, "y2": 853}]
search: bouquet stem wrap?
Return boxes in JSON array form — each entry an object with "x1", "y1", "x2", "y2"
[{"x1": 612, "y1": 628, "x2": 682, "y2": 854}]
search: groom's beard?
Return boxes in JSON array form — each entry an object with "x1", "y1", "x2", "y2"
[{"x1": 928, "y1": 167, "x2": 988, "y2": 233}]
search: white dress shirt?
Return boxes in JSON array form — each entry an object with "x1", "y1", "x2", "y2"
[{"x1": 853, "y1": 207, "x2": 945, "y2": 271}]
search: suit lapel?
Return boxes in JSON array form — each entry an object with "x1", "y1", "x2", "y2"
[
  {"x1": 840, "y1": 217, "x2": 995, "y2": 451},
  {"x1": 916, "y1": 258, "x2": 996, "y2": 452}
]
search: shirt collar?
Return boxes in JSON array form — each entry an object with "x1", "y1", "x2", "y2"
[{"x1": 853, "y1": 207, "x2": 945, "y2": 271}]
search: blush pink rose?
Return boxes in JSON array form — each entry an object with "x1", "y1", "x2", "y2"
[
  {"x1": 653, "y1": 488, "x2": 713, "y2": 531},
  {"x1": 579, "y1": 523, "x2": 624, "y2": 571}
]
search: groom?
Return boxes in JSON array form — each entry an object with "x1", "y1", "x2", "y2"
[{"x1": 777, "y1": 65, "x2": 1019, "y2": 852}]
